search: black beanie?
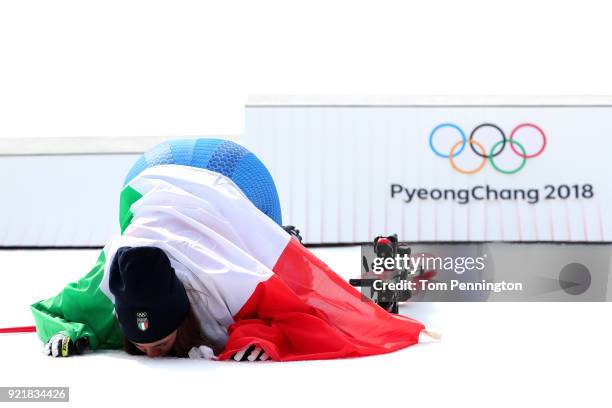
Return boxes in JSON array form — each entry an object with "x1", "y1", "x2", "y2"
[{"x1": 109, "y1": 246, "x2": 190, "y2": 343}]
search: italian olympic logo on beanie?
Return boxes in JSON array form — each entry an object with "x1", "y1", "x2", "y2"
[{"x1": 136, "y1": 311, "x2": 149, "y2": 332}]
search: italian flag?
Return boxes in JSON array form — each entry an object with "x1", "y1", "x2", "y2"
[{"x1": 32, "y1": 164, "x2": 426, "y2": 361}]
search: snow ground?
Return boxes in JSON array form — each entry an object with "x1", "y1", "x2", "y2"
[{"x1": 1, "y1": 246, "x2": 610, "y2": 408}]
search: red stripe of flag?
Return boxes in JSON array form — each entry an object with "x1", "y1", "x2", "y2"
[{"x1": 219, "y1": 238, "x2": 424, "y2": 361}]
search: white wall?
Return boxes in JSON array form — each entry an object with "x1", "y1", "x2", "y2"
[
  {"x1": 246, "y1": 101, "x2": 612, "y2": 243},
  {"x1": 0, "y1": 154, "x2": 137, "y2": 246}
]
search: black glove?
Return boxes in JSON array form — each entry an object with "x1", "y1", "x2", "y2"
[
  {"x1": 44, "y1": 333, "x2": 89, "y2": 357},
  {"x1": 282, "y1": 225, "x2": 303, "y2": 243},
  {"x1": 232, "y1": 345, "x2": 270, "y2": 362}
]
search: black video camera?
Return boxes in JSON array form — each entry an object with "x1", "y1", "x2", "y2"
[{"x1": 349, "y1": 234, "x2": 417, "y2": 314}]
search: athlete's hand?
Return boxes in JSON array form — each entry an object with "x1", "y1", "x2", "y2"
[
  {"x1": 44, "y1": 333, "x2": 89, "y2": 357},
  {"x1": 232, "y1": 344, "x2": 270, "y2": 362},
  {"x1": 188, "y1": 345, "x2": 218, "y2": 360}
]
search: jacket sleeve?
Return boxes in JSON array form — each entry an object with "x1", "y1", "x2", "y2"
[{"x1": 30, "y1": 249, "x2": 123, "y2": 350}]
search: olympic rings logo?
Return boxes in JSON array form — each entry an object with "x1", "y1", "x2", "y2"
[{"x1": 428, "y1": 123, "x2": 547, "y2": 174}]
